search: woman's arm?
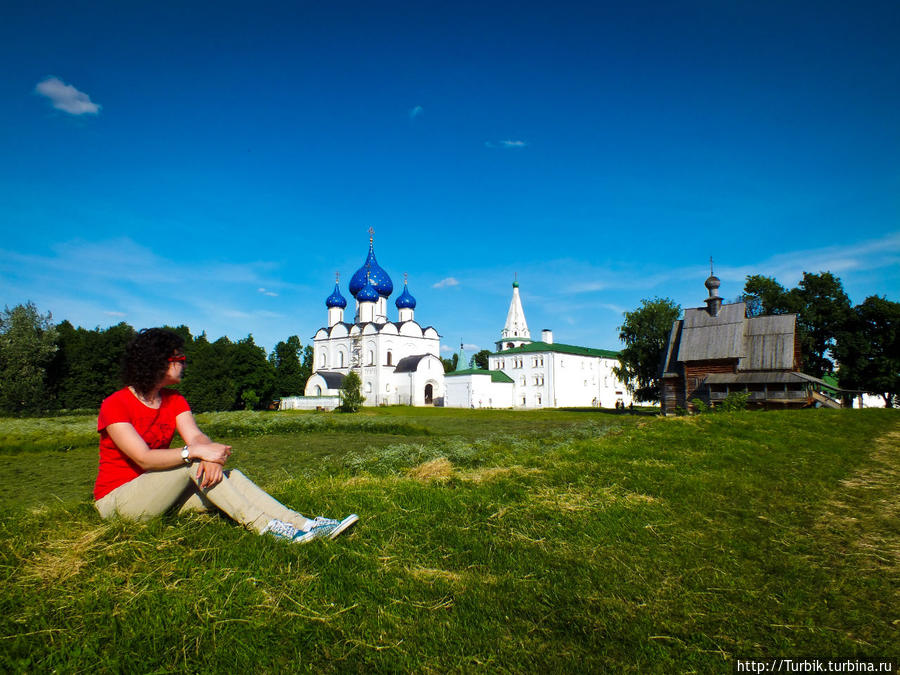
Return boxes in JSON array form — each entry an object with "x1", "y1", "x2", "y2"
[
  {"x1": 176, "y1": 410, "x2": 232, "y2": 488},
  {"x1": 106, "y1": 416, "x2": 231, "y2": 472},
  {"x1": 175, "y1": 411, "x2": 232, "y2": 463}
]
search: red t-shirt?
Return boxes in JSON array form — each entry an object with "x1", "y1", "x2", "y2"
[{"x1": 94, "y1": 387, "x2": 191, "y2": 500}]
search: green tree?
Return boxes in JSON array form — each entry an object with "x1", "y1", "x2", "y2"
[
  {"x1": 301, "y1": 344, "x2": 314, "y2": 388},
  {"x1": 181, "y1": 334, "x2": 238, "y2": 412},
  {"x1": 230, "y1": 335, "x2": 275, "y2": 410},
  {"x1": 473, "y1": 349, "x2": 491, "y2": 370},
  {"x1": 613, "y1": 297, "x2": 681, "y2": 403},
  {"x1": 740, "y1": 275, "x2": 795, "y2": 317},
  {"x1": 0, "y1": 303, "x2": 59, "y2": 413},
  {"x1": 270, "y1": 336, "x2": 306, "y2": 397},
  {"x1": 339, "y1": 371, "x2": 364, "y2": 412},
  {"x1": 835, "y1": 296, "x2": 900, "y2": 407},
  {"x1": 741, "y1": 271, "x2": 853, "y2": 377},
  {"x1": 790, "y1": 272, "x2": 852, "y2": 377},
  {"x1": 440, "y1": 354, "x2": 458, "y2": 373}
]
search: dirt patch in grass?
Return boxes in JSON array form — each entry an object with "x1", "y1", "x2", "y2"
[{"x1": 814, "y1": 428, "x2": 899, "y2": 574}]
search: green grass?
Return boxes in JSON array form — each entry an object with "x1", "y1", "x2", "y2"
[{"x1": 0, "y1": 408, "x2": 897, "y2": 672}]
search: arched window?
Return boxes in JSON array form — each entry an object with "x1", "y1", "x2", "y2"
[
  {"x1": 365, "y1": 381, "x2": 372, "y2": 394},
  {"x1": 320, "y1": 352, "x2": 327, "y2": 367},
  {"x1": 519, "y1": 375, "x2": 526, "y2": 386},
  {"x1": 367, "y1": 349, "x2": 374, "y2": 366},
  {"x1": 386, "y1": 351, "x2": 393, "y2": 366},
  {"x1": 339, "y1": 351, "x2": 345, "y2": 367},
  {"x1": 314, "y1": 385, "x2": 322, "y2": 395}
]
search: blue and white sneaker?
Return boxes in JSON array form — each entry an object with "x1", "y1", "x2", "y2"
[
  {"x1": 308, "y1": 514, "x2": 359, "y2": 541},
  {"x1": 263, "y1": 519, "x2": 300, "y2": 540}
]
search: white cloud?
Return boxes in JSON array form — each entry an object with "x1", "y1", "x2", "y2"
[
  {"x1": 104, "y1": 310, "x2": 127, "y2": 317},
  {"x1": 440, "y1": 344, "x2": 454, "y2": 353},
  {"x1": 409, "y1": 105, "x2": 423, "y2": 119},
  {"x1": 500, "y1": 140, "x2": 527, "y2": 148},
  {"x1": 258, "y1": 287, "x2": 278, "y2": 297},
  {"x1": 433, "y1": 277, "x2": 459, "y2": 289},
  {"x1": 35, "y1": 77, "x2": 101, "y2": 115},
  {"x1": 463, "y1": 343, "x2": 480, "y2": 351}
]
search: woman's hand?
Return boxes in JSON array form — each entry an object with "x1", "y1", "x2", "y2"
[
  {"x1": 195, "y1": 460, "x2": 224, "y2": 489},
  {"x1": 191, "y1": 442, "x2": 232, "y2": 465}
]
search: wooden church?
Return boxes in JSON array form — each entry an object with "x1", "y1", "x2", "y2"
[{"x1": 659, "y1": 270, "x2": 841, "y2": 413}]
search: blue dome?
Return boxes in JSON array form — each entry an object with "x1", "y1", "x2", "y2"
[
  {"x1": 325, "y1": 283, "x2": 347, "y2": 309},
  {"x1": 395, "y1": 283, "x2": 416, "y2": 309},
  {"x1": 349, "y1": 240, "x2": 393, "y2": 297},
  {"x1": 356, "y1": 277, "x2": 379, "y2": 303}
]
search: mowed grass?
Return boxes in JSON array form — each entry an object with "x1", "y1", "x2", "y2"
[{"x1": 0, "y1": 408, "x2": 897, "y2": 672}]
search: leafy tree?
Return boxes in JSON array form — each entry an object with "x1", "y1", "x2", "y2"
[
  {"x1": 339, "y1": 371, "x2": 364, "y2": 412},
  {"x1": 230, "y1": 335, "x2": 275, "y2": 410},
  {"x1": 740, "y1": 275, "x2": 794, "y2": 317},
  {"x1": 301, "y1": 345, "x2": 314, "y2": 388},
  {"x1": 0, "y1": 303, "x2": 59, "y2": 413},
  {"x1": 791, "y1": 272, "x2": 852, "y2": 377},
  {"x1": 270, "y1": 336, "x2": 306, "y2": 397},
  {"x1": 181, "y1": 334, "x2": 238, "y2": 412},
  {"x1": 613, "y1": 297, "x2": 681, "y2": 403},
  {"x1": 473, "y1": 349, "x2": 491, "y2": 370},
  {"x1": 440, "y1": 354, "x2": 459, "y2": 373},
  {"x1": 741, "y1": 271, "x2": 853, "y2": 377},
  {"x1": 835, "y1": 296, "x2": 900, "y2": 407}
]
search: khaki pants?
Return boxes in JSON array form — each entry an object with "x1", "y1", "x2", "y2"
[{"x1": 94, "y1": 464, "x2": 312, "y2": 534}]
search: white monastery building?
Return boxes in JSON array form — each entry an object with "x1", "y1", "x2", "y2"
[
  {"x1": 450, "y1": 280, "x2": 632, "y2": 408},
  {"x1": 301, "y1": 233, "x2": 445, "y2": 407}
]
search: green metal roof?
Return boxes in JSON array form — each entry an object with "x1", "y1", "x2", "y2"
[
  {"x1": 444, "y1": 368, "x2": 515, "y2": 383},
  {"x1": 490, "y1": 341, "x2": 619, "y2": 359}
]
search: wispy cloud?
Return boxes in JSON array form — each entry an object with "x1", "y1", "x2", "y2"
[
  {"x1": 433, "y1": 277, "x2": 459, "y2": 289},
  {"x1": 258, "y1": 287, "x2": 278, "y2": 297},
  {"x1": 485, "y1": 139, "x2": 528, "y2": 149},
  {"x1": 35, "y1": 77, "x2": 101, "y2": 115},
  {"x1": 440, "y1": 344, "x2": 454, "y2": 353},
  {"x1": 409, "y1": 105, "x2": 423, "y2": 119},
  {"x1": 104, "y1": 310, "x2": 127, "y2": 317}
]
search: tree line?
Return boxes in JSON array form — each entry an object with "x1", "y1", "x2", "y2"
[
  {"x1": 0, "y1": 303, "x2": 314, "y2": 414},
  {"x1": 614, "y1": 271, "x2": 899, "y2": 407}
]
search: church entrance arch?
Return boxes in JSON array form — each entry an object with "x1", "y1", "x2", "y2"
[{"x1": 424, "y1": 384, "x2": 433, "y2": 405}]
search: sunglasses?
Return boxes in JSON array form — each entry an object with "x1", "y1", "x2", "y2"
[{"x1": 168, "y1": 355, "x2": 187, "y2": 363}]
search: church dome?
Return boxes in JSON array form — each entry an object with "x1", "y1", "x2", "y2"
[
  {"x1": 395, "y1": 283, "x2": 416, "y2": 309},
  {"x1": 356, "y1": 276, "x2": 379, "y2": 303},
  {"x1": 325, "y1": 283, "x2": 347, "y2": 309},
  {"x1": 349, "y1": 238, "x2": 393, "y2": 298},
  {"x1": 705, "y1": 275, "x2": 721, "y2": 292}
]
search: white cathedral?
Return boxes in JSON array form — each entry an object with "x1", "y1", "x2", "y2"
[
  {"x1": 293, "y1": 234, "x2": 633, "y2": 409},
  {"x1": 445, "y1": 280, "x2": 635, "y2": 409},
  {"x1": 302, "y1": 234, "x2": 445, "y2": 407}
]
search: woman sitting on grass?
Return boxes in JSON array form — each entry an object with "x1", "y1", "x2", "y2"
[{"x1": 93, "y1": 327, "x2": 357, "y2": 543}]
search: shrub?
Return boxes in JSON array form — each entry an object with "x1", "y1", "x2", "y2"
[{"x1": 718, "y1": 391, "x2": 751, "y2": 412}]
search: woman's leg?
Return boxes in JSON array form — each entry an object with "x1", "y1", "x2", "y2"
[
  {"x1": 200, "y1": 469, "x2": 313, "y2": 533},
  {"x1": 95, "y1": 465, "x2": 194, "y2": 521}
]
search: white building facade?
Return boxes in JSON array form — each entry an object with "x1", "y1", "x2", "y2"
[
  {"x1": 488, "y1": 281, "x2": 634, "y2": 408},
  {"x1": 303, "y1": 235, "x2": 445, "y2": 406}
]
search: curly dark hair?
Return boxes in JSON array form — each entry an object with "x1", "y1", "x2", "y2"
[{"x1": 122, "y1": 328, "x2": 185, "y2": 396}]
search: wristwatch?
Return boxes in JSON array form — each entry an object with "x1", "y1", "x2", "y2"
[{"x1": 181, "y1": 445, "x2": 191, "y2": 464}]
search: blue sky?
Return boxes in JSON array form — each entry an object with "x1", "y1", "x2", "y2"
[{"x1": 2, "y1": 0, "x2": 899, "y2": 356}]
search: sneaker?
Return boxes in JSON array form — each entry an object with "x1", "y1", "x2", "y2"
[
  {"x1": 307, "y1": 514, "x2": 359, "y2": 541},
  {"x1": 263, "y1": 519, "x2": 324, "y2": 544},
  {"x1": 263, "y1": 519, "x2": 300, "y2": 540}
]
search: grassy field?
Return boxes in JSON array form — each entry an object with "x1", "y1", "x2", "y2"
[{"x1": 0, "y1": 407, "x2": 897, "y2": 672}]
